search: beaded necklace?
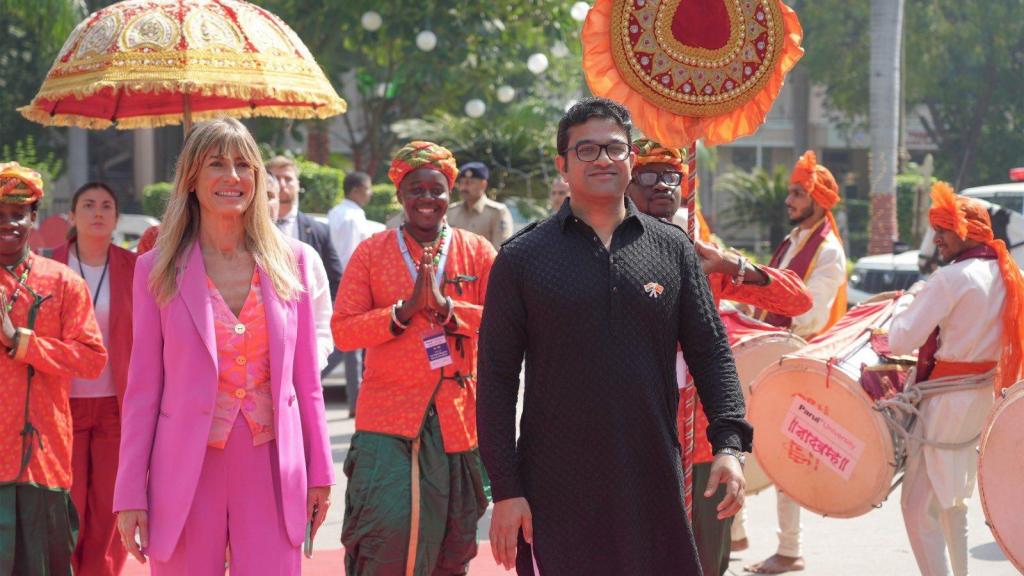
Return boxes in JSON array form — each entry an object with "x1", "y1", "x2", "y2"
[{"x1": 3, "y1": 253, "x2": 31, "y2": 314}]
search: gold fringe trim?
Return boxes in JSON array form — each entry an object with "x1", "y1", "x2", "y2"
[{"x1": 18, "y1": 102, "x2": 343, "y2": 130}]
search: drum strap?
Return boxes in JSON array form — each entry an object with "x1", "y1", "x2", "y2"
[{"x1": 875, "y1": 369, "x2": 995, "y2": 450}]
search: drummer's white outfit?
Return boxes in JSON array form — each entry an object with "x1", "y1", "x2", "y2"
[
  {"x1": 889, "y1": 255, "x2": 1004, "y2": 576},
  {"x1": 733, "y1": 221, "x2": 846, "y2": 557}
]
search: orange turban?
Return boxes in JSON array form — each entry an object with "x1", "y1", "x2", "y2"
[
  {"x1": 928, "y1": 180, "x2": 1024, "y2": 393},
  {"x1": 0, "y1": 162, "x2": 45, "y2": 205},
  {"x1": 388, "y1": 141, "x2": 458, "y2": 189},
  {"x1": 632, "y1": 138, "x2": 687, "y2": 173},
  {"x1": 791, "y1": 151, "x2": 846, "y2": 329}
]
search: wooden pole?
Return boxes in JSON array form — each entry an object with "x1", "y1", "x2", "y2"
[
  {"x1": 183, "y1": 93, "x2": 193, "y2": 136},
  {"x1": 686, "y1": 142, "x2": 698, "y2": 239}
]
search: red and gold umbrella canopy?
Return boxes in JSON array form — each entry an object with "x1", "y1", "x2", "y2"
[
  {"x1": 19, "y1": 0, "x2": 347, "y2": 130},
  {"x1": 582, "y1": 0, "x2": 803, "y2": 148}
]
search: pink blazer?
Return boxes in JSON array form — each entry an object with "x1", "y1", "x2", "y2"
[{"x1": 113, "y1": 239, "x2": 334, "y2": 562}]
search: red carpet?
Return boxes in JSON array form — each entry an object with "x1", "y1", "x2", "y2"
[{"x1": 122, "y1": 543, "x2": 514, "y2": 575}]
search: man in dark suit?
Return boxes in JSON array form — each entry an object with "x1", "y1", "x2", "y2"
[{"x1": 268, "y1": 156, "x2": 345, "y2": 381}]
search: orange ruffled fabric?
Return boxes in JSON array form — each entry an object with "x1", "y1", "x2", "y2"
[
  {"x1": 928, "y1": 181, "x2": 1024, "y2": 393},
  {"x1": 582, "y1": 0, "x2": 804, "y2": 148}
]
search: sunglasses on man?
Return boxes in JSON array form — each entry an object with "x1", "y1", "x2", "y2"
[{"x1": 633, "y1": 170, "x2": 683, "y2": 187}]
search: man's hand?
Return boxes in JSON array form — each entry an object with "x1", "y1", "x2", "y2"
[
  {"x1": 0, "y1": 288, "x2": 15, "y2": 349},
  {"x1": 706, "y1": 453, "x2": 746, "y2": 520},
  {"x1": 694, "y1": 240, "x2": 734, "y2": 276},
  {"x1": 117, "y1": 510, "x2": 149, "y2": 564},
  {"x1": 489, "y1": 497, "x2": 533, "y2": 570}
]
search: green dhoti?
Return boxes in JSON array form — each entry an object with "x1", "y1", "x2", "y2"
[
  {"x1": 692, "y1": 462, "x2": 734, "y2": 576},
  {"x1": 342, "y1": 405, "x2": 488, "y2": 576},
  {"x1": 0, "y1": 484, "x2": 79, "y2": 576}
]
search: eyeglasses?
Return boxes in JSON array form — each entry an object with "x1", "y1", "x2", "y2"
[
  {"x1": 573, "y1": 142, "x2": 631, "y2": 162},
  {"x1": 634, "y1": 170, "x2": 683, "y2": 187}
]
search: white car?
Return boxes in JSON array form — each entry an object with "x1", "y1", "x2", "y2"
[{"x1": 847, "y1": 249, "x2": 922, "y2": 306}]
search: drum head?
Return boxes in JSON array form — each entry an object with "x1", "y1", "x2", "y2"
[
  {"x1": 978, "y1": 381, "x2": 1024, "y2": 572},
  {"x1": 748, "y1": 357, "x2": 896, "y2": 518},
  {"x1": 732, "y1": 332, "x2": 806, "y2": 494}
]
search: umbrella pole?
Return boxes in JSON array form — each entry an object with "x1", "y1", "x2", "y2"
[
  {"x1": 686, "y1": 141, "x2": 698, "y2": 239},
  {"x1": 183, "y1": 93, "x2": 192, "y2": 135}
]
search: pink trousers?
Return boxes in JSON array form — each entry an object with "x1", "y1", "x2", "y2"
[{"x1": 150, "y1": 419, "x2": 300, "y2": 576}]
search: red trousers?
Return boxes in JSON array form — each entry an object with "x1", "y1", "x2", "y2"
[{"x1": 71, "y1": 396, "x2": 128, "y2": 576}]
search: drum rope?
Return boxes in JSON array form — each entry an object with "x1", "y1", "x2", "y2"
[{"x1": 874, "y1": 369, "x2": 995, "y2": 450}]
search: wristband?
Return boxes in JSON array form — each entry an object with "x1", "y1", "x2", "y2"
[
  {"x1": 714, "y1": 447, "x2": 746, "y2": 465},
  {"x1": 731, "y1": 255, "x2": 748, "y2": 286},
  {"x1": 390, "y1": 300, "x2": 409, "y2": 331},
  {"x1": 10, "y1": 327, "x2": 31, "y2": 361},
  {"x1": 441, "y1": 296, "x2": 454, "y2": 325}
]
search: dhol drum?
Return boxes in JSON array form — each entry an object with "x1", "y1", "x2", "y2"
[
  {"x1": 747, "y1": 296, "x2": 916, "y2": 518},
  {"x1": 978, "y1": 380, "x2": 1024, "y2": 573},
  {"x1": 719, "y1": 308, "x2": 806, "y2": 494}
]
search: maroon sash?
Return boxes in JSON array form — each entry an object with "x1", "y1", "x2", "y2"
[
  {"x1": 914, "y1": 244, "x2": 998, "y2": 381},
  {"x1": 753, "y1": 218, "x2": 833, "y2": 328}
]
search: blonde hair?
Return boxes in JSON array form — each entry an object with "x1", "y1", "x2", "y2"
[
  {"x1": 149, "y1": 118, "x2": 302, "y2": 304},
  {"x1": 266, "y1": 155, "x2": 300, "y2": 176}
]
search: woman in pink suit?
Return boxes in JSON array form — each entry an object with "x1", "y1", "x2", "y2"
[{"x1": 113, "y1": 118, "x2": 334, "y2": 575}]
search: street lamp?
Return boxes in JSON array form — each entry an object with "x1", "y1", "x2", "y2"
[
  {"x1": 465, "y1": 99, "x2": 486, "y2": 118},
  {"x1": 496, "y1": 85, "x2": 516, "y2": 103},
  {"x1": 416, "y1": 30, "x2": 438, "y2": 52},
  {"x1": 571, "y1": 2, "x2": 590, "y2": 22},
  {"x1": 360, "y1": 11, "x2": 382, "y2": 32},
  {"x1": 527, "y1": 53, "x2": 549, "y2": 75}
]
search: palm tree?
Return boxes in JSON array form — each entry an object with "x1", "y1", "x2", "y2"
[
  {"x1": 718, "y1": 166, "x2": 792, "y2": 250},
  {"x1": 867, "y1": 0, "x2": 905, "y2": 254}
]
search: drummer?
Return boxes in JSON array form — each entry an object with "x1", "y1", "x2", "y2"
[
  {"x1": 627, "y1": 139, "x2": 813, "y2": 576},
  {"x1": 744, "y1": 151, "x2": 848, "y2": 575},
  {"x1": 888, "y1": 182, "x2": 1024, "y2": 576}
]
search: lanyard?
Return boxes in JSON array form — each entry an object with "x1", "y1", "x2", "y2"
[
  {"x1": 74, "y1": 243, "x2": 110, "y2": 309},
  {"x1": 396, "y1": 225, "x2": 452, "y2": 286}
]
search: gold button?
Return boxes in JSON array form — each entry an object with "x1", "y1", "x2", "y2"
[
  {"x1": 234, "y1": 323, "x2": 246, "y2": 335},
  {"x1": 234, "y1": 388, "x2": 247, "y2": 399},
  {"x1": 235, "y1": 356, "x2": 247, "y2": 366}
]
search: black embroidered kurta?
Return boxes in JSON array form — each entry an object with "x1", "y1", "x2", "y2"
[{"x1": 477, "y1": 199, "x2": 753, "y2": 575}]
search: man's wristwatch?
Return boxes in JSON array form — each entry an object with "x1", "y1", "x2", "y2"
[{"x1": 714, "y1": 447, "x2": 746, "y2": 465}]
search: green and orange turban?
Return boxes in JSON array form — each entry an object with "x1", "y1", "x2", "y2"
[
  {"x1": 632, "y1": 138, "x2": 686, "y2": 173},
  {"x1": 388, "y1": 141, "x2": 458, "y2": 189},
  {"x1": 0, "y1": 162, "x2": 44, "y2": 205},
  {"x1": 929, "y1": 180, "x2": 1024, "y2": 393}
]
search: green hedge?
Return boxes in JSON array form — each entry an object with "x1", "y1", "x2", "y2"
[
  {"x1": 297, "y1": 161, "x2": 344, "y2": 214},
  {"x1": 365, "y1": 183, "x2": 402, "y2": 224},
  {"x1": 142, "y1": 182, "x2": 173, "y2": 218}
]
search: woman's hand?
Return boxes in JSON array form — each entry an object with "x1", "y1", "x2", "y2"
[
  {"x1": 117, "y1": 510, "x2": 149, "y2": 563},
  {"x1": 307, "y1": 486, "x2": 331, "y2": 543}
]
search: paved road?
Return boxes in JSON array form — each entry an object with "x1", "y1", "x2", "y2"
[{"x1": 320, "y1": 376, "x2": 1018, "y2": 575}]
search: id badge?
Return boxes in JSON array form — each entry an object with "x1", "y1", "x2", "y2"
[{"x1": 423, "y1": 330, "x2": 453, "y2": 369}]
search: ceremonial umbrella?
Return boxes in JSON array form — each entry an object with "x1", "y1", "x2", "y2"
[
  {"x1": 582, "y1": 0, "x2": 803, "y2": 236},
  {"x1": 18, "y1": 0, "x2": 347, "y2": 132},
  {"x1": 581, "y1": 0, "x2": 803, "y2": 519}
]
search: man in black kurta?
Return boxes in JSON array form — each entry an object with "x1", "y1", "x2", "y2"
[{"x1": 477, "y1": 98, "x2": 753, "y2": 575}]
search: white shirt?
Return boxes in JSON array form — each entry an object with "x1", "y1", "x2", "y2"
[
  {"x1": 888, "y1": 255, "x2": 1006, "y2": 508},
  {"x1": 278, "y1": 203, "x2": 300, "y2": 239},
  {"x1": 327, "y1": 199, "x2": 374, "y2": 272},
  {"x1": 296, "y1": 241, "x2": 334, "y2": 370},
  {"x1": 69, "y1": 254, "x2": 116, "y2": 398},
  {"x1": 889, "y1": 257, "x2": 1005, "y2": 362},
  {"x1": 776, "y1": 223, "x2": 847, "y2": 339}
]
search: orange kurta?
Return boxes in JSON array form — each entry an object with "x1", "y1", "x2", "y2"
[
  {"x1": 332, "y1": 227, "x2": 496, "y2": 453},
  {"x1": 0, "y1": 253, "x2": 107, "y2": 490},
  {"x1": 684, "y1": 266, "x2": 812, "y2": 464}
]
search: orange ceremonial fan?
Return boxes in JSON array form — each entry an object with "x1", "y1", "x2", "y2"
[
  {"x1": 19, "y1": 0, "x2": 347, "y2": 130},
  {"x1": 582, "y1": 0, "x2": 803, "y2": 149}
]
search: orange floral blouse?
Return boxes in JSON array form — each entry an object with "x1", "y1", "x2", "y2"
[{"x1": 206, "y1": 270, "x2": 274, "y2": 449}]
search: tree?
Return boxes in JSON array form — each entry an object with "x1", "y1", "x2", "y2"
[
  {"x1": 867, "y1": 0, "x2": 905, "y2": 255},
  {"x1": 799, "y1": 0, "x2": 1024, "y2": 188},
  {"x1": 718, "y1": 166, "x2": 793, "y2": 252},
  {"x1": 259, "y1": 1, "x2": 585, "y2": 177}
]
